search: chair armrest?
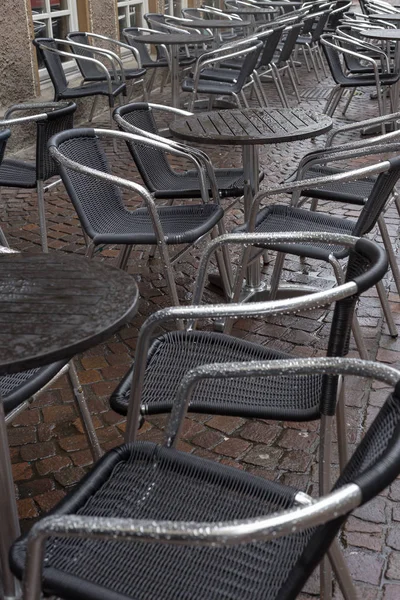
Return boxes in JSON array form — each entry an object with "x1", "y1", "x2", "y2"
[
  {"x1": 64, "y1": 38, "x2": 125, "y2": 83},
  {"x1": 85, "y1": 32, "x2": 143, "y2": 69},
  {"x1": 326, "y1": 111, "x2": 400, "y2": 147}
]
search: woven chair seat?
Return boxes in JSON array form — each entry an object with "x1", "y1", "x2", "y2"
[
  {"x1": 82, "y1": 67, "x2": 147, "y2": 82},
  {"x1": 0, "y1": 360, "x2": 68, "y2": 415},
  {"x1": 0, "y1": 159, "x2": 37, "y2": 188},
  {"x1": 289, "y1": 165, "x2": 376, "y2": 206},
  {"x1": 11, "y1": 441, "x2": 314, "y2": 600},
  {"x1": 153, "y1": 167, "x2": 263, "y2": 199},
  {"x1": 110, "y1": 330, "x2": 323, "y2": 419},
  {"x1": 195, "y1": 67, "x2": 245, "y2": 83},
  {"x1": 90, "y1": 203, "x2": 223, "y2": 245},
  {"x1": 235, "y1": 204, "x2": 355, "y2": 261},
  {"x1": 60, "y1": 80, "x2": 126, "y2": 99},
  {"x1": 182, "y1": 77, "x2": 241, "y2": 95}
]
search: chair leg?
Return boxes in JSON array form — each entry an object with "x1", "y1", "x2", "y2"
[
  {"x1": 159, "y1": 68, "x2": 169, "y2": 94},
  {"x1": 89, "y1": 96, "x2": 99, "y2": 122},
  {"x1": 328, "y1": 539, "x2": 359, "y2": 600},
  {"x1": 342, "y1": 88, "x2": 356, "y2": 116},
  {"x1": 269, "y1": 252, "x2": 286, "y2": 300},
  {"x1": 307, "y1": 44, "x2": 321, "y2": 83},
  {"x1": 254, "y1": 71, "x2": 269, "y2": 106},
  {"x1": 240, "y1": 89, "x2": 250, "y2": 108},
  {"x1": 146, "y1": 69, "x2": 157, "y2": 99},
  {"x1": 0, "y1": 225, "x2": 9, "y2": 248},
  {"x1": 319, "y1": 414, "x2": 334, "y2": 600},
  {"x1": 272, "y1": 65, "x2": 289, "y2": 108},
  {"x1": 109, "y1": 105, "x2": 118, "y2": 153},
  {"x1": 290, "y1": 57, "x2": 301, "y2": 85},
  {"x1": 85, "y1": 241, "x2": 96, "y2": 259},
  {"x1": 287, "y1": 63, "x2": 301, "y2": 103},
  {"x1": 318, "y1": 45, "x2": 329, "y2": 78},
  {"x1": 37, "y1": 180, "x2": 48, "y2": 253},
  {"x1": 376, "y1": 279, "x2": 398, "y2": 338},
  {"x1": 324, "y1": 86, "x2": 344, "y2": 117},
  {"x1": 0, "y1": 401, "x2": 20, "y2": 599},
  {"x1": 336, "y1": 376, "x2": 349, "y2": 472},
  {"x1": 67, "y1": 361, "x2": 103, "y2": 461},
  {"x1": 271, "y1": 69, "x2": 288, "y2": 108},
  {"x1": 378, "y1": 215, "x2": 400, "y2": 296}
]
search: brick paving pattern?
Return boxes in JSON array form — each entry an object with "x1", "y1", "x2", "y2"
[{"x1": 2, "y1": 57, "x2": 400, "y2": 598}]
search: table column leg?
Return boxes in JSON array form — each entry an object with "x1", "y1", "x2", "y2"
[
  {"x1": 0, "y1": 399, "x2": 21, "y2": 599},
  {"x1": 170, "y1": 44, "x2": 180, "y2": 109},
  {"x1": 243, "y1": 144, "x2": 261, "y2": 289}
]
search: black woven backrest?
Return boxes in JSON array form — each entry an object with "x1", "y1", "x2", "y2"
[
  {"x1": 123, "y1": 28, "x2": 153, "y2": 65},
  {"x1": 321, "y1": 241, "x2": 381, "y2": 415},
  {"x1": 115, "y1": 103, "x2": 177, "y2": 192},
  {"x1": 36, "y1": 103, "x2": 76, "y2": 181},
  {"x1": 258, "y1": 27, "x2": 285, "y2": 68},
  {"x1": 234, "y1": 43, "x2": 264, "y2": 90},
  {"x1": 354, "y1": 156, "x2": 400, "y2": 235},
  {"x1": 0, "y1": 129, "x2": 10, "y2": 165},
  {"x1": 276, "y1": 22, "x2": 303, "y2": 63},
  {"x1": 50, "y1": 129, "x2": 125, "y2": 238},
  {"x1": 300, "y1": 13, "x2": 317, "y2": 36},
  {"x1": 33, "y1": 39, "x2": 68, "y2": 98},
  {"x1": 281, "y1": 382, "x2": 400, "y2": 598},
  {"x1": 310, "y1": 10, "x2": 331, "y2": 42},
  {"x1": 321, "y1": 38, "x2": 346, "y2": 83},
  {"x1": 67, "y1": 33, "x2": 106, "y2": 80}
]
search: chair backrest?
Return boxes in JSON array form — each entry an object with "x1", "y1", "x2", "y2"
[
  {"x1": 32, "y1": 38, "x2": 69, "y2": 98},
  {"x1": 257, "y1": 26, "x2": 286, "y2": 68},
  {"x1": 47, "y1": 129, "x2": 126, "y2": 239},
  {"x1": 67, "y1": 32, "x2": 107, "y2": 80},
  {"x1": 113, "y1": 103, "x2": 179, "y2": 193},
  {"x1": 355, "y1": 155, "x2": 400, "y2": 235},
  {"x1": 320, "y1": 35, "x2": 347, "y2": 83},
  {"x1": 232, "y1": 41, "x2": 264, "y2": 90},
  {"x1": 123, "y1": 27, "x2": 154, "y2": 65},
  {"x1": 0, "y1": 129, "x2": 11, "y2": 165},
  {"x1": 275, "y1": 22, "x2": 303, "y2": 63},
  {"x1": 310, "y1": 9, "x2": 332, "y2": 43}
]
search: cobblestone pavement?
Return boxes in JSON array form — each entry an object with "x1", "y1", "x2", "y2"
[{"x1": 2, "y1": 56, "x2": 400, "y2": 598}]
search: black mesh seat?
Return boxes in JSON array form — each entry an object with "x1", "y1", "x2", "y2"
[
  {"x1": 0, "y1": 159, "x2": 36, "y2": 188},
  {"x1": 11, "y1": 358, "x2": 400, "y2": 600},
  {"x1": 57, "y1": 80, "x2": 126, "y2": 99},
  {"x1": 0, "y1": 360, "x2": 68, "y2": 415},
  {"x1": 0, "y1": 101, "x2": 76, "y2": 251},
  {"x1": 110, "y1": 330, "x2": 323, "y2": 418},
  {"x1": 114, "y1": 102, "x2": 264, "y2": 200},
  {"x1": 90, "y1": 203, "x2": 223, "y2": 245},
  {"x1": 10, "y1": 442, "x2": 308, "y2": 600}
]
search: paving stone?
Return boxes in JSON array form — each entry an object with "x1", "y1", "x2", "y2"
[
  {"x1": 207, "y1": 415, "x2": 246, "y2": 435},
  {"x1": 214, "y1": 437, "x2": 251, "y2": 458}
]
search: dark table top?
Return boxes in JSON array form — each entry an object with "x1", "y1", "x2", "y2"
[
  {"x1": 0, "y1": 253, "x2": 139, "y2": 375},
  {"x1": 369, "y1": 13, "x2": 400, "y2": 21},
  {"x1": 169, "y1": 107, "x2": 332, "y2": 145},
  {"x1": 131, "y1": 32, "x2": 212, "y2": 45},
  {"x1": 362, "y1": 28, "x2": 400, "y2": 40}
]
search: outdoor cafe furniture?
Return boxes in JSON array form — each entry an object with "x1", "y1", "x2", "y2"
[
  {"x1": 32, "y1": 39, "x2": 126, "y2": 132},
  {"x1": 113, "y1": 101, "x2": 262, "y2": 207},
  {"x1": 129, "y1": 31, "x2": 213, "y2": 108},
  {"x1": 0, "y1": 102, "x2": 76, "y2": 253},
  {"x1": 66, "y1": 32, "x2": 147, "y2": 101},
  {"x1": 12, "y1": 348, "x2": 400, "y2": 598},
  {"x1": 0, "y1": 251, "x2": 139, "y2": 599},
  {"x1": 169, "y1": 106, "x2": 332, "y2": 292},
  {"x1": 48, "y1": 128, "x2": 230, "y2": 307},
  {"x1": 167, "y1": 16, "x2": 252, "y2": 46},
  {"x1": 361, "y1": 28, "x2": 400, "y2": 113}
]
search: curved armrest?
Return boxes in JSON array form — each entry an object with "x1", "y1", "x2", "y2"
[
  {"x1": 37, "y1": 41, "x2": 116, "y2": 94},
  {"x1": 326, "y1": 110, "x2": 400, "y2": 147},
  {"x1": 192, "y1": 40, "x2": 260, "y2": 88},
  {"x1": 23, "y1": 479, "x2": 361, "y2": 600},
  {"x1": 85, "y1": 32, "x2": 142, "y2": 69},
  {"x1": 64, "y1": 38, "x2": 125, "y2": 83}
]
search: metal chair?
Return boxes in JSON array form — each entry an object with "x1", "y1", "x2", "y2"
[
  {"x1": 66, "y1": 32, "x2": 147, "y2": 102},
  {"x1": 294, "y1": 8, "x2": 332, "y2": 82},
  {"x1": 12, "y1": 355, "x2": 400, "y2": 598},
  {"x1": 286, "y1": 112, "x2": 400, "y2": 313},
  {"x1": 234, "y1": 146, "x2": 400, "y2": 348},
  {"x1": 320, "y1": 34, "x2": 400, "y2": 118},
  {"x1": 182, "y1": 39, "x2": 263, "y2": 110},
  {"x1": 0, "y1": 128, "x2": 11, "y2": 248},
  {"x1": 48, "y1": 128, "x2": 228, "y2": 307},
  {"x1": 32, "y1": 38, "x2": 126, "y2": 133},
  {"x1": 113, "y1": 102, "x2": 263, "y2": 205},
  {"x1": 0, "y1": 102, "x2": 76, "y2": 252}
]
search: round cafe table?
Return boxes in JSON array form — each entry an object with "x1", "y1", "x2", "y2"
[
  {"x1": 362, "y1": 28, "x2": 400, "y2": 113},
  {"x1": 170, "y1": 107, "x2": 332, "y2": 297},
  {"x1": 0, "y1": 252, "x2": 139, "y2": 598},
  {"x1": 131, "y1": 32, "x2": 212, "y2": 108}
]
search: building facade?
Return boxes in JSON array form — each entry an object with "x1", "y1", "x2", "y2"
[{"x1": 0, "y1": 0, "x2": 196, "y2": 113}]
